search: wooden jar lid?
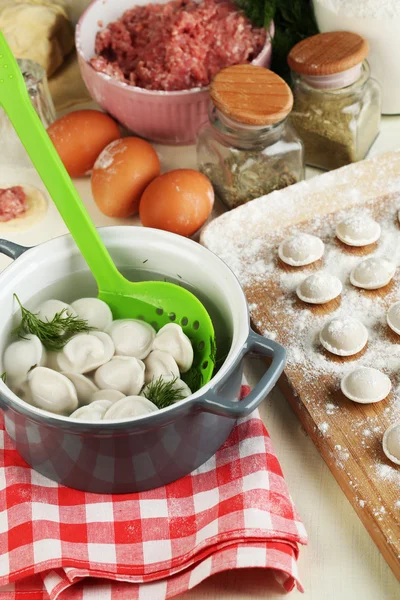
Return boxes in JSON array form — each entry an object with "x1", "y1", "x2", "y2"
[
  {"x1": 210, "y1": 64, "x2": 293, "y2": 126},
  {"x1": 288, "y1": 31, "x2": 369, "y2": 76}
]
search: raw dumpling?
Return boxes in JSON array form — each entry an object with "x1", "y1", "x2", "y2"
[
  {"x1": 37, "y1": 299, "x2": 76, "y2": 322},
  {"x1": 335, "y1": 214, "x2": 381, "y2": 247},
  {"x1": 278, "y1": 233, "x2": 324, "y2": 267},
  {"x1": 152, "y1": 324, "x2": 193, "y2": 372},
  {"x1": 70, "y1": 400, "x2": 112, "y2": 421},
  {"x1": 103, "y1": 396, "x2": 158, "y2": 421},
  {"x1": 63, "y1": 372, "x2": 98, "y2": 405},
  {"x1": 3, "y1": 334, "x2": 46, "y2": 385},
  {"x1": 296, "y1": 272, "x2": 342, "y2": 304},
  {"x1": 56, "y1": 331, "x2": 114, "y2": 373},
  {"x1": 70, "y1": 297, "x2": 113, "y2": 330},
  {"x1": 382, "y1": 422, "x2": 400, "y2": 466},
  {"x1": 91, "y1": 389, "x2": 125, "y2": 403},
  {"x1": 94, "y1": 356, "x2": 145, "y2": 395},
  {"x1": 320, "y1": 317, "x2": 368, "y2": 356},
  {"x1": 142, "y1": 374, "x2": 192, "y2": 402},
  {"x1": 341, "y1": 367, "x2": 391, "y2": 404},
  {"x1": 107, "y1": 319, "x2": 155, "y2": 359},
  {"x1": 350, "y1": 257, "x2": 395, "y2": 290},
  {"x1": 144, "y1": 350, "x2": 179, "y2": 383},
  {"x1": 387, "y1": 301, "x2": 400, "y2": 335},
  {"x1": 28, "y1": 367, "x2": 78, "y2": 415}
]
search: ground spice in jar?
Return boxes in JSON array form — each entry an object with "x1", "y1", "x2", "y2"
[
  {"x1": 288, "y1": 32, "x2": 381, "y2": 171},
  {"x1": 196, "y1": 65, "x2": 304, "y2": 210}
]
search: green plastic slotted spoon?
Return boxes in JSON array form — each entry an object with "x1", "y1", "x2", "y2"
[{"x1": 0, "y1": 32, "x2": 215, "y2": 390}]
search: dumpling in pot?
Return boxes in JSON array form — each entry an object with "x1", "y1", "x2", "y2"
[
  {"x1": 28, "y1": 367, "x2": 78, "y2": 415},
  {"x1": 3, "y1": 334, "x2": 46, "y2": 387},
  {"x1": 107, "y1": 319, "x2": 155, "y2": 359},
  {"x1": 103, "y1": 396, "x2": 158, "y2": 421},
  {"x1": 94, "y1": 356, "x2": 145, "y2": 395},
  {"x1": 144, "y1": 350, "x2": 179, "y2": 383},
  {"x1": 55, "y1": 331, "x2": 114, "y2": 373},
  {"x1": 152, "y1": 324, "x2": 193, "y2": 372},
  {"x1": 70, "y1": 297, "x2": 113, "y2": 331},
  {"x1": 70, "y1": 400, "x2": 112, "y2": 421}
]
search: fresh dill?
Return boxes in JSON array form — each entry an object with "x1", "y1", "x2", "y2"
[
  {"x1": 13, "y1": 294, "x2": 93, "y2": 351},
  {"x1": 143, "y1": 376, "x2": 187, "y2": 409},
  {"x1": 1, "y1": 372, "x2": 6, "y2": 383}
]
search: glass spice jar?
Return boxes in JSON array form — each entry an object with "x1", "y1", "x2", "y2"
[
  {"x1": 196, "y1": 64, "x2": 304, "y2": 210},
  {"x1": 288, "y1": 31, "x2": 381, "y2": 171}
]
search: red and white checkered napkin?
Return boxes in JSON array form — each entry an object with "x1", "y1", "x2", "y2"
[{"x1": 0, "y1": 386, "x2": 307, "y2": 600}]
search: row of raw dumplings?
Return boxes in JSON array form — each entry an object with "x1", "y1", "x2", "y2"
[
  {"x1": 3, "y1": 298, "x2": 194, "y2": 421},
  {"x1": 278, "y1": 212, "x2": 400, "y2": 467}
]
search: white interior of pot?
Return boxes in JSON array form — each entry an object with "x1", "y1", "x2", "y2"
[{"x1": 0, "y1": 227, "x2": 249, "y2": 422}]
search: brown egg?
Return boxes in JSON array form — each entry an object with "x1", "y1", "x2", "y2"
[
  {"x1": 91, "y1": 137, "x2": 161, "y2": 218},
  {"x1": 139, "y1": 169, "x2": 214, "y2": 237},
  {"x1": 47, "y1": 110, "x2": 121, "y2": 177}
]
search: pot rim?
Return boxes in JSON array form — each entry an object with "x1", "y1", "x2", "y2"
[{"x1": 0, "y1": 226, "x2": 249, "y2": 429}]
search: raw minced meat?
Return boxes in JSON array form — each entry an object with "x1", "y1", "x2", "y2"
[
  {"x1": 90, "y1": 0, "x2": 266, "y2": 91},
  {"x1": 0, "y1": 186, "x2": 27, "y2": 222}
]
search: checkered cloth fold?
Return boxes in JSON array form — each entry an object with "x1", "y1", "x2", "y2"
[{"x1": 0, "y1": 386, "x2": 307, "y2": 599}]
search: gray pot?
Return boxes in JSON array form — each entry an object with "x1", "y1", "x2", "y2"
[{"x1": 0, "y1": 228, "x2": 285, "y2": 493}]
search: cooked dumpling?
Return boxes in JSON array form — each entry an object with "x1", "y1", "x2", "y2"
[
  {"x1": 27, "y1": 367, "x2": 78, "y2": 415},
  {"x1": 37, "y1": 299, "x2": 76, "y2": 322},
  {"x1": 91, "y1": 389, "x2": 125, "y2": 403},
  {"x1": 94, "y1": 356, "x2": 145, "y2": 395},
  {"x1": 103, "y1": 396, "x2": 158, "y2": 421},
  {"x1": 70, "y1": 400, "x2": 112, "y2": 421},
  {"x1": 56, "y1": 331, "x2": 114, "y2": 373},
  {"x1": 152, "y1": 324, "x2": 193, "y2": 372},
  {"x1": 3, "y1": 334, "x2": 46, "y2": 385},
  {"x1": 144, "y1": 350, "x2": 179, "y2": 383},
  {"x1": 107, "y1": 319, "x2": 155, "y2": 359},
  {"x1": 70, "y1": 297, "x2": 113, "y2": 331},
  {"x1": 63, "y1": 372, "x2": 98, "y2": 405}
]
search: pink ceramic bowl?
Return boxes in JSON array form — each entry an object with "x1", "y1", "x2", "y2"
[{"x1": 76, "y1": 0, "x2": 273, "y2": 145}]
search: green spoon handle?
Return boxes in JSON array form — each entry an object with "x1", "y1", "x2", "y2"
[{"x1": 0, "y1": 32, "x2": 124, "y2": 292}]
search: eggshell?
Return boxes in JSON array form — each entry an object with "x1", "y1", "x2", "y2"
[
  {"x1": 139, "y1": 169, "x2": 214, "y2": 237},
  {"x1": 47, "y1": 110, "x2": 121, "y2": 177},
  {"x1": 91, "y1": 138, "x2": 160, "y2": 217}
]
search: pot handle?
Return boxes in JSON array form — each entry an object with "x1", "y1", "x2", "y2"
[
  {"x1": 196, "y1": 330, "x2": 286, "y2": 419},
  {"x1": 0, "y1": 239, "x2": 30, "y2": 260}
]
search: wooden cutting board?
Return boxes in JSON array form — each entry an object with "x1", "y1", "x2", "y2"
[{"x1": 201, "y1": 152, "x2": 400, "y2": 582}]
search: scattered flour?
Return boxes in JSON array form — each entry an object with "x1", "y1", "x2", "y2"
[{"x1": 314, "y1": 0, "x2": 400, "y2": 19}]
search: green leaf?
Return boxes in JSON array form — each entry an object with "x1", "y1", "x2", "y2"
[{"x1": 143, "y1": 376, "x2": 187, "y2": 409}]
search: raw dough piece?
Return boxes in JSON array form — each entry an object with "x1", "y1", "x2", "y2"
[
  {"x1": 387, "y1": 301, "x2": 400, "y2": 335},
  {"x1": 0, "y1": 184, "x2": 47, "y2": 232},
  {"x1": 152, "y1": 323, "x2": 193, "y2": 372},
  {"x1": 296, "y1": 272, "x2": 342, "y2": 304},
  {"x1": 341, "y1": 367, "x2": 391, "y2": 404},
  {"x1": 63, "y1": 372, "x2": 98, "y2": 405},
  {"x1": 320, "y1": 317, "x2": 368, "y2": 356},
  {"x1": 28, "y1": 366, "x2": 78, "y2": 415},
  {"x1": 107, "y1": 319, "x2": 155, "y2": 359},
  {"x1": 91, "y1": 389, "x2": 125, "y2": 403},
  {"x1": 103, "y1": 396, "x2": 158, "y2": 421},
  {"x1": 382, "y1": 422, "x2": 400, "y2": 466},
  {"x1": 71, "y1": 297, "x2": 113, "y2": 331},
  {"x1": 48, "y1": 51, "x2": 92, "y2": 112},
  {"x1": 70, "y1": 400, "x2": 112, "y2": 421},
  {"x1": 335, "y1": 214, "x2": 381, "y2": 247},
  {"x1": 144, "y1": 350, "x2": 180, "y2": 383},
  {"x1": 94, "y1": 356, "x2": 145, "y2": 396},
  {"x1": 278, "y1": 233, "x2": 324, "y2": 267},
  {"x1": 350, "y1": 257, "x2": 396, "y2": 290},
  {"x1": 0, "y1": 0, "x2": 74, "y2": 76}
]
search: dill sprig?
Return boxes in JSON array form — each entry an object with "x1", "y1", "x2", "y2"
[
  {"x1": 1, "y1": 372, "x2": 6, "y2": 383},
  {"x1": 13, "y1": 294, "x2": 93, "y2": 351},
  {"x1": 143, "y1": 376, "x2": 187, "y2": 409}
]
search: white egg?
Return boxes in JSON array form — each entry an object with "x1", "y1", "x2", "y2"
[
  {"x1": 94, "y1": 356, "x2": 145, "y2": 395},
  {"x1": 341, "y1": 367, "x2": 391, "y2": 404},
  {"x1": 278, "y1": 233, "x2": 324, "y2": 267},
  {"x1": 382, "y1": 422, "x2": 400, "y2": 466},
  {"x1": 350, "y1": 257, "x2": 395, "y2": 290},
  {"x1": 28, "y1": 367, "x2": 78, "y2": 415},
  {"x1": 91, "y1": 389, "x2": 125, "y2": 403},
  {"x1": 387, "y1": 301, "x2": 400, "y2": 335},
  {"x1": 107, "y1": 319, "x2": 155, "y2": 359},
  {"x1": 57, "y1": 331, "x2": 115, "y2": 373},
  {"x1": 3, "y1": 334, "x2": 46, "y2": 385},
  {"x1": 70, "y1": 297, "x2": 113, "y2": 330},
  {"x1": 37, "y1": 299, "x2": 76, "y2": 322},
  {"x1": 296, "y1": 272, "x2": 342, "y2": 304},
  {"x1": 152, "y1": 323, "x2": 193, "y2": 372},
  {"x1": 63, "y1": 372, "x2": 98, "y2": 405},
  {"x1": 70, "y1": 400, "x2": 112, "y2": 421},
  {"x1": 103, "y1": 395, "x2": 158, "y2": 421},
  {"x1": 141, "y1": 374, "x2": 192, "y2": 402},
  {"x1": 320, "y1": 317, "x2": 368, "y2": 356},
  {"x1": 144, "y1": 350, "x2": 179, "y2": 383},
  {"x1": 335, "y1": 214, "x2": 381, "y2": 247}
]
